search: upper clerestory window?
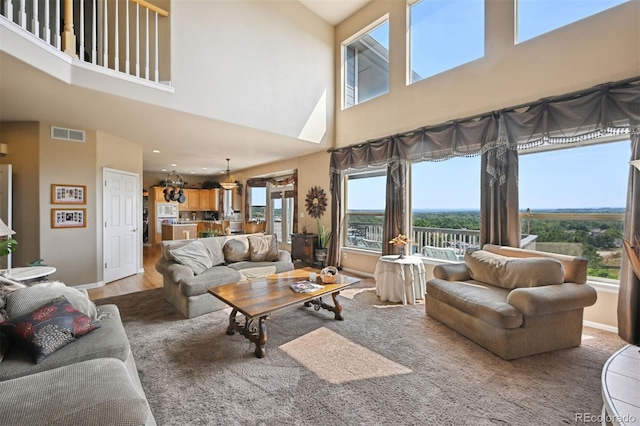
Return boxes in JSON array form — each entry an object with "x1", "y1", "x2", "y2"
[
  {"x1": 343, "y1": 18, "x2": 390, "y2": 109},
  {"x1": 408, "y1": 0, "x2": 485, "y2": 84},
  {"x1": 516, "y1": 0, "x2": 629, "y2": 43}
]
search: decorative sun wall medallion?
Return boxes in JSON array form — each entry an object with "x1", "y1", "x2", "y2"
[{"x1": 305, "y1": 186, "x2": 327, "y2": 218}]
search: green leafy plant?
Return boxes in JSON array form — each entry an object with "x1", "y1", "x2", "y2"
[
  {"x1": 0, "y1": 239, "x2": 17, "y2": 257},
  {"x1": 317, "y1": 220, "x2": 332, "y2": 249}
]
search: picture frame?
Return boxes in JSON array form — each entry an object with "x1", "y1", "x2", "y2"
[
  {"x1": 51, "y1": 184, "x2": 86, "y2": 205},
  {"x1": 51, "y1": 208, "x2": 87, "y2": 229}
]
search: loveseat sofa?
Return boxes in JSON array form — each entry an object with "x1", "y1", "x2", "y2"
[
  {"x1": 426, "y1": 244, "x2": 597, "y2": 360},
  {"x1": 156, "y1": 233, "x2": 294, "y2": 318},
  {"x1": 0, "y1": 281, "x2": 155, "y2": 425}
]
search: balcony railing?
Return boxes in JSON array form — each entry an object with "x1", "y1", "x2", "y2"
[{"x1": 2, "y1": 0, "x2": 169, "y2": 83}]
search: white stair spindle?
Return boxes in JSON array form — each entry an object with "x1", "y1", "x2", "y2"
[
  {"x1": 114, "y1": 0, "x2": 119, "y2": 71},
  {"x1": 55, "y1": 0, "x2": 61, "y2": 49},
  {"x1": 154, "y1": 12, "x2": 158, "y2": 82},
  {"x1": 125, "y1": 0, "x2": 130, "y2": 74},
  {"x1": 44, "y1": 0, "x2": 50, "y2": 43},
  {"x1": 135, "y1": 3, "x2": 139, "y2": 77},
  {"x1": 103, "y1": 0, "x2": 108, "y2": 67},
  {"x1": 4, "y1": 0, "x2": 13, "y2": 20},
  {"x1": 145, "y1": 7, "x2": 149, "y2": 79},
  {"x1": 79, "y1": 0, "x2": 84, "y2": 61},
  {"x1": 91, "y1": 0, "x2": 96, "y2": 64},
  {"x1": 19, "y1": 0, "x2": 26, "y2": 29},
  {"x1": 31, "y1": 0, "x2": 39, "y2": 38}
]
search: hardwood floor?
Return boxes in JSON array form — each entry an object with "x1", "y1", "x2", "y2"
[{"x1": 88, "y1": 245, "x2": 163, "y2": 301}]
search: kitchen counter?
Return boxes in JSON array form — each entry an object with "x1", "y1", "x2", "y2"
[{"x1": 162, "y1": 223, "x2": 198, "y2": 240}]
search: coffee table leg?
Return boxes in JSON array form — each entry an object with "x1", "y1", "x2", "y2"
[
  {"x1": 254, "y1": 316, "x2": 267, "y2": 359},
  {"x1": 305, "y1": 291, "x2": 344, "y2": 320},
  {"x1": 226, "y1": 308, "x2": 238, "y2": 335},
  {"x1": 331, "y1": 291, "x2": 344, "y2": 321}
]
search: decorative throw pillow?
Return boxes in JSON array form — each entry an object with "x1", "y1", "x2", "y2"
[
  {"x1": 200, "y1": 237, "x2": 225, "y2": 266},
  {"x1": 169, "y1": 240, "x2": 214, "y2": 275},
  {"x1": 223, "y1": 237, "x2": 251, "y2": 263},
  {"x1": 465, "y1": 250, "x2": 565, "y2": 289},
  {"x1": 6, "y1": 281, "x2": 98, "y2": 320},
  {"x1": 248, "y1": 234, "x2": 279, "y2": 262},
  {"x1": 0, "y1": 296, "x2": 101, "y2": 364}
]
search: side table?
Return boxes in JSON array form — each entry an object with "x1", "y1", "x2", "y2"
[
  {"x1": 374, "y1": 255, "x2": 426, "y2": 305},
  {"x1": 2, "y1": 266, "x2": 57, "y2": 284}
]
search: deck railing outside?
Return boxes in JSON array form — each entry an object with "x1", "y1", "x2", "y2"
[{"x1": 1, "y1": 0, "x2": 169, "y2": 83}]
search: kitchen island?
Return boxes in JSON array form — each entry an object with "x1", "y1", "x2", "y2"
[{"x1": 162, "y1": 223, "x2": 198, "y2": 240}]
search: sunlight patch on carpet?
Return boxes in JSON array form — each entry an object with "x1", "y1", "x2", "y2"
[
  {"x1": 339, "y1": 288, "x2": 374, "y2": 299},
  {"x1": 280, "y1": 327, "x2": 412, "y2": 384}
]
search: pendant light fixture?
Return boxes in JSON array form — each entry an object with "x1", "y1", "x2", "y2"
[{"x1": 220, "y1": 158, "x2": 238, "y2": 190}]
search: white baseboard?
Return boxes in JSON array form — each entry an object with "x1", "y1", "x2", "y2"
[
  {"x1": 340, "y1": 267, "x2": 374, "y2": 279},
  {"x1": 74, "y1": 281, "x2": 105, "y2": 290},
  {"x1": 584, "y1": 320, "x2": 618, "y2": 333}
]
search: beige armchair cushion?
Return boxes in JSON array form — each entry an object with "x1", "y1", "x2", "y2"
[{"x1": 465, "y1": 250, "x2": 565, "y2": 289}]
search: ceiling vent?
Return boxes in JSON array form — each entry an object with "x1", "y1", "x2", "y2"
[{"x1": 51, "y1": 126, "x2": 86, "y2": 142}]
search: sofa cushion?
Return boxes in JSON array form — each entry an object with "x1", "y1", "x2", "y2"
[
  {"x1": 223, "y1": 236, "x2": 251, "y2": 262},
  {"x1": 0, "y1": 296, "x2": 100, "y2": 364},
  {"x1": 465, "y1": 250, "x2": 565, "y2": 289},
  {"x1": 0, "y1": 358, "x2": 151, "y2": 425},
  {"x1": 178, "y1": 266, "x2": 243, "y2": 297},
  {"x1": 200, "y1": 237, "x2": 226, "y2": 266},
  {"x1": 6, "y1": 281, "x2": 98, "y2": 320},
  {"x1": 248, "y1": 234, "x2": 279, "y2": 262},
  {"x1": 427, "y1": 279, "x2": 522, "y2": 329},
  {"x1": 0, "y1": 304, "x2": 131, "y2": 381},
  {"x1": 228, "y1": 260, "x2": 295, "y2": 274},
  {"x1": 169, "y1": 240, "x2": 213, "y2": 275}
]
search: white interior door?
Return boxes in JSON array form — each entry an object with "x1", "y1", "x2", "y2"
[{"x1": 103, "y1": 168, "x2": 138, "y2": 283}]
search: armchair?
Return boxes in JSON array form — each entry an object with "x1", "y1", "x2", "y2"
[{"x1": 425, "y1": 244, "x2": 597, "y2": 360}]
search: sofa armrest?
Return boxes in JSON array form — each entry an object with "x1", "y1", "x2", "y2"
[
  {"x1": 433, "y1": 263, "x2": 471, "y2": 282},
  {"x1": 278, "y1": 250, "x2": 292, "y2": 263},
  {"x1": 155, "y1": 257, "x2": 194, "y2": 284},
  {"x1": 506, "y1": 283, "x2": 597, "y2": 316}
]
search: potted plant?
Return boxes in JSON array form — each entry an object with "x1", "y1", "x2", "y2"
[{"x1": 315, "y1": 219, "x2": 331, "y2": 266}]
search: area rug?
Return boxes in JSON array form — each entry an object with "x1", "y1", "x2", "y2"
[{"x1": 97, "y1": 287, "x2": 626, "y2": 425}]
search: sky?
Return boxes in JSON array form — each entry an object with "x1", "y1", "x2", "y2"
[
  {"x1": 348, "y1": 140, "x2": 631, "y2": 211},
  {"x1": 346, "y1": 0, "x2": 631, "y2": 212}
]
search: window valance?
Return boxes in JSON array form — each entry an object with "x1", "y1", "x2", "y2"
[{"x1": 329, "y1": 77, "x2": 640, "y2": 173}]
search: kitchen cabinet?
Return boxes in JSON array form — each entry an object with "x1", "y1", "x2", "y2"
[
  {"x1": 232, "y1": 189, "x2": 242, "y2": 212},
  {"x1": 199, "y1": 190, "x2": 210, "y2": 211},
  {"x1": 210, "y1": 188, "x2": 220, "y2": 211},
  {"x1": 179, "y1": 189, "x2": 200, "y2": 211},
  {"x1": 291, "y1": 233, "x2": 317, "y2": 265},
  {"x1": 153, "y1": 186, "x2": 166, "y2": 202}
]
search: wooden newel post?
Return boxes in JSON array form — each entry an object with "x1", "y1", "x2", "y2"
[{"x1": 61, "y1": 0, "x2": 78, "y2": 59}]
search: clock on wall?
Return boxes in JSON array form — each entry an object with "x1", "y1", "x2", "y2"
[{"x1": 305, "y1": 186, "x2": 327, "y2": 219}]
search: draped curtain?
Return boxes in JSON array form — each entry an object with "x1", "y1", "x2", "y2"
[
  {"x1": 382, "y1": 161, "x2": 408, "y2": 255},
  {"x1": 328, "y1": 171, "x2": 342, "y2": 266},
  {"x1": 618, "y1": 134, "x2": 640, "y2": 344}
]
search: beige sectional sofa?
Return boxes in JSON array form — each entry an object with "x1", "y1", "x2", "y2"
[
  {"x1": 426, "y1": 244, "x2": 598, "y2": 360},
  {"x1": 0, "y1": 282, "x2": 155, "y2": 425},
  {"x1": 156, "y1": 233, "x2": 294, "y2": 318}
]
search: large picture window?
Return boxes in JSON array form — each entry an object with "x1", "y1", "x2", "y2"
[
  {"x1": 411, "y1": 157, "x2": 481, "y2": 259},
  {"x1": 345, "y1": 172, "x2": 386, "y2": 250},
  {"x1": 409, "y1": 0, "x2": 484, "y2": 84},
  {"x1": 516, "y1": 0, "x2": 628, "y2": 43},
  {"x1": 343, "y1": 19, "x2": 389, "y2": 108},
  {"x1": 519, "y1": 140, "x2": 629, "y2": 283}
]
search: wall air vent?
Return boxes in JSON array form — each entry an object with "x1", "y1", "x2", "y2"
[{"x1": 51, "y1": 126, "x2": 86, "y2": 142}]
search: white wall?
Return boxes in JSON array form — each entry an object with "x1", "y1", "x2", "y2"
[
  {"x1": 334, "y1": 0, "x2": 640, "y2": 147},
  {"x1": 170, "y1": 0, "x2": 335, "y2": 145}
]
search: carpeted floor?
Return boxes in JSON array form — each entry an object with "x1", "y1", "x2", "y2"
[{"x1": 97, "y1": 284, "x2": 626, "y2": 426}]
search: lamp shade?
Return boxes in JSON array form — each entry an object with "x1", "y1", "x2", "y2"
[
  {"x1": 631, "y1": 159, "x2": 640, "y2": 171},
  {"x1": 0, "y1": 218, "x2": 15, "y2": 238}
]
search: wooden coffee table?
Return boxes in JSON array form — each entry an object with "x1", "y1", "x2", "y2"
[{"x1": 208, "y1": 268, "x2": 360, "y2": 358}]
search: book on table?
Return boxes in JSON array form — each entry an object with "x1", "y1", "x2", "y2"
[{"x1": 289, "y1": 281, "x2": 324, "y2": 293}]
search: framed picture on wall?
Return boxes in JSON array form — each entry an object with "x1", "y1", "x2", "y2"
[
  {"x1": 51, "y1": 208, "x2": 86, "y2": 229},
  {"x1": 51, "y1": 184, "x2": 86, "y2": 205}
]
